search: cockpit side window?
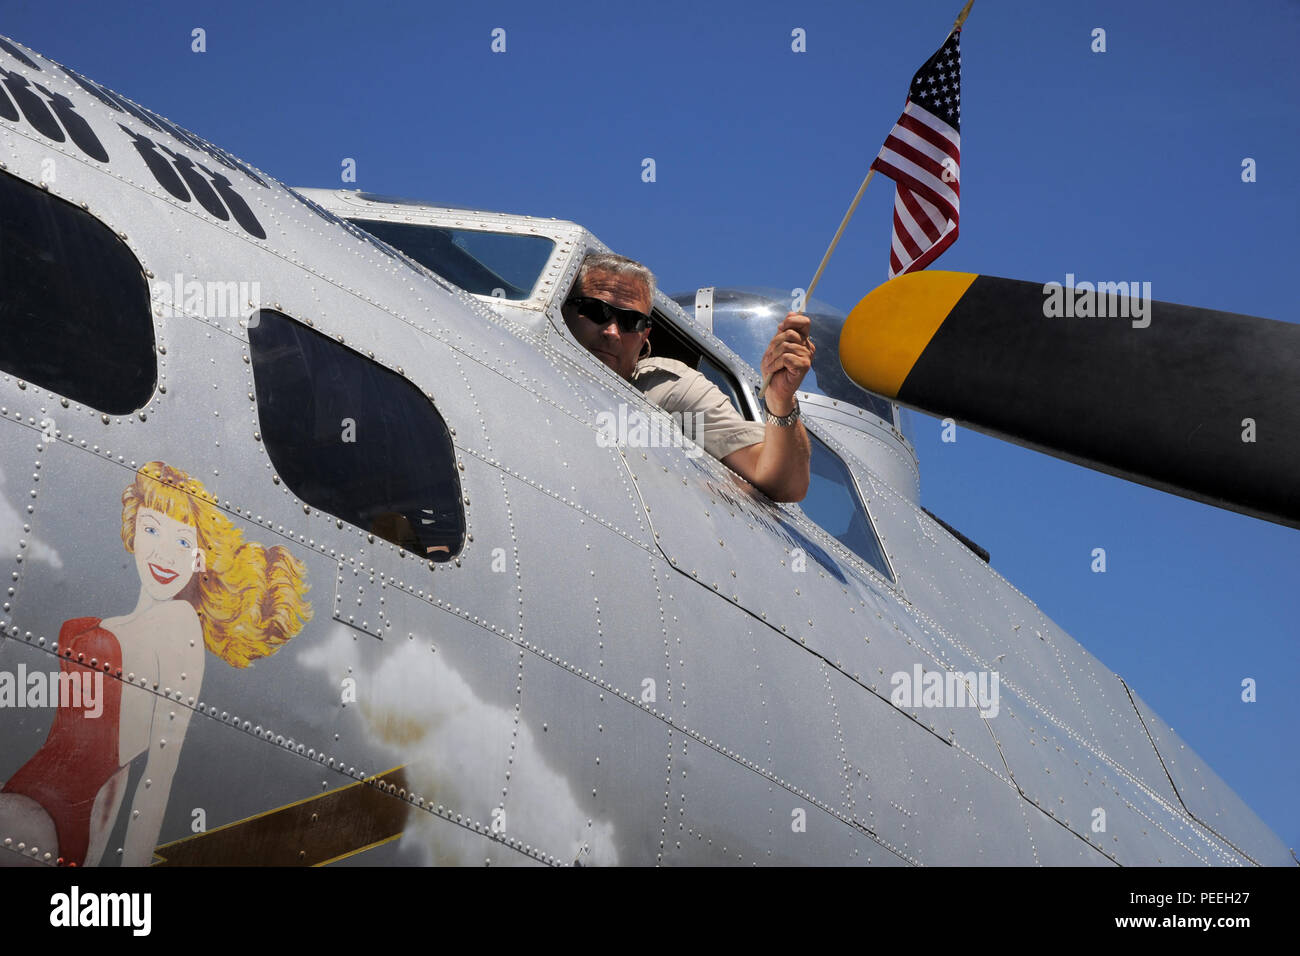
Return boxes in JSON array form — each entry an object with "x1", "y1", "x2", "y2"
[
  {"x1": 696, "y1": 352, "x2": 747, "y2": 418},
  {"x1": 0, "y1": 169, "x2": 155, "y2": 413},
  {"x1": 554, "y1": 255, "x2": 756, "y2": 421},
  {"x1": 346, "y1": 218, "x2": 554, "y2": 300},
  {"x1": 248, "y1": 309, "x2": 465, "y2": 560},
  {"x1": 636, "y1": 308, "x2": 756, "y2": 421},
  {"x1": 801, "y1": 433, "x2": 894, "y2": 581}
]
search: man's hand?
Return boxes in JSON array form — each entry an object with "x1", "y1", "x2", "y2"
[{"x1": 761, "y1": 313, "x2": 815, "y2": 415}]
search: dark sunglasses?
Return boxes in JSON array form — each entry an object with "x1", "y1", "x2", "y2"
[{"x1": 567, "y1": 296, "x2": 653, "y2": 333}]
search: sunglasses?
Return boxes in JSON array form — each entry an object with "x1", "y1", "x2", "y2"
[{"x1": 567, "y1": 296, "x2": 653, "y2": 333}]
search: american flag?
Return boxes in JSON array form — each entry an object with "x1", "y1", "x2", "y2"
[{"x1": 870, "y1": 30, "x2": 963, "y2": 278}]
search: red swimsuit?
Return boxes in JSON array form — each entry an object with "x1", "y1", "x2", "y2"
[{"x1": 2, "y1": 617, "x2": 123, "y2": 866}]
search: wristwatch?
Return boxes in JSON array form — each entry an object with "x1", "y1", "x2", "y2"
[{"x1": 764, "y1": 398, "x2": 801, "y2": 427}]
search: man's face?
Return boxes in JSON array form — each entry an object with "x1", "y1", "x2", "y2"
[{"x1": 562, "y1": 268, "x2": 652, "y2": 379}]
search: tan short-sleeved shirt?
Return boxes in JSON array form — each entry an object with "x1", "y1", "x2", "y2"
[{"x1": 631, "y1": 357, "x2": 766, "y2": 460}]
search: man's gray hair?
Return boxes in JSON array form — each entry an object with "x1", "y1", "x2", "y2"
[{"x1": 576, "y1": 252, "x2": 656, "y2": 301}]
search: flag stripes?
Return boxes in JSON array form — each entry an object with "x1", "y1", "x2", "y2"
[{"x1": 870, "y1": 31, "x2": 963, "y2": 277}]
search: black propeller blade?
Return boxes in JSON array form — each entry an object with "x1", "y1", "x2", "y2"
[{"x1": 840, "y1": 272, "x2": 1300, "y2": 529}]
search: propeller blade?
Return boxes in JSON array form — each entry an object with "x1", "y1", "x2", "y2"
[{"x1": 840, "y1": 271, "x2": 1300, "y2": 529}]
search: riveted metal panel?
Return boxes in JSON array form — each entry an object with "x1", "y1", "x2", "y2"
[
  {"x1": 1130, "y1": 689, "x2": 1293, "y2": 866},
  {"x1": 506, "y1": 652, "x2": 671, "y2": 866},
  {"x1": 627, "y1": 442, "x2": 898, "y2": 674},
  {"x1": 826, "y1": 662, "x2": 1036, "y2": 865},
  {"x1": 664, "y1": 728, "x2": 893, "y2": 866},
  {"x1": 664, "y1": 577, "x2": 844, "y2": 824},
  {"x1": 1029, "y1": 615, "x2": 1183, "y2": 809},
  {"x1": 2, "y1": 440, "x2": 163, "y2": 656},
  {"x1": 1015, "y1": 796, "x2": 1115, "y2": 866},
  {"x1": 430, "y1": 455, "x2": 523, "y2": 643},
  {"x1": 986, "y1": 696, "x2": 1238, "y2": 865},
  {"x1": 506, "y1": 477, "x2": 661, "y2": 676},
  {"x1": 850, "y1": 462, "x2": 1254, "y2": 863},
  {"x1": 858, "y1": 471, "x2": 1092, "y2": 736},
  {"x1": 581, "y1": 547, "x2": 677, "y2": 724},
  {"x1": 449, "y1": 354, "x2": 655, "y2": 553},
  {"x1": 331, "y1": 559, "x2": 389, "y2": 639},
  {"x1": 794, "y1": 576, "x2": 1011, "y2": 779},
  {"x1": 10, "y1": 436, "x2": 515, "y2": 865},
  {"x1": 0, "y1": 418, "x2": 47, "y2": 634}
]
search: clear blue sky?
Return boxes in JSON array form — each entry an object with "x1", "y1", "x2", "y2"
[{"x1": 7, "y1": 0, "x2": 1296, "y2": 855}]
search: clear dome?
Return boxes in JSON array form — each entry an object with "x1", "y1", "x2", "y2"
[{"x1": 669, "y1": 287, "x2": 897, "y2": 425}]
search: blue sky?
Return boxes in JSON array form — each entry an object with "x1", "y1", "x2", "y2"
[{"x1": 7, "y1": 0, "x2": 1296, "y2": 854}]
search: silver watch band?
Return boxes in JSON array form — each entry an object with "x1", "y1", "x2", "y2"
[{"x1": 764, "y1": 398, "x2": 801, "y2": 427}]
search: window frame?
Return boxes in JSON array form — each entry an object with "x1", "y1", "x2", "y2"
[
  {"x1": 290, "y1": 189, "x2": 577, "y2": 314},
  {"x1": 345, "y1": 217, "x2": 558, "y2": 304},
  {"x1": 0, "y1": 167, "x2": 157, "y2": 414},
  {"x1": 551, "y1": 244, "x2": 766, "y2": 425},
  {"x1": 247, "y1": 307, "x2": 466, "y2": 561},
  {"x1": 801, "y1": 430, "x2": 897, "y2": 585}
]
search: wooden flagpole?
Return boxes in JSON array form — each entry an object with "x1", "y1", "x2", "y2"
[{"x1": 803, "y1": 167, "x2": 877, "y2": 309}]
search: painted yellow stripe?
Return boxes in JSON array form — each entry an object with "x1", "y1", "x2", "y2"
[
  {"x1": 839, "y1": 271, "x2": 977, "y2": 397},
  {"x1": 314, "y1": 831, "x2": 403, "y2": 868}
]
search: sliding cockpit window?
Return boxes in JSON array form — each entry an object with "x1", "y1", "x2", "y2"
[{"x1": 801, "y1": 434, "x2": 894, "y2": 582}]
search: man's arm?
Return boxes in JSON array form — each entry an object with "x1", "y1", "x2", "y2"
[
  {"x1": 721, "y1": 422, "x2": 810, "y2": 502},
  {"x1": 722, "y1": 313, "x2": 814, "y2": 502}
]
